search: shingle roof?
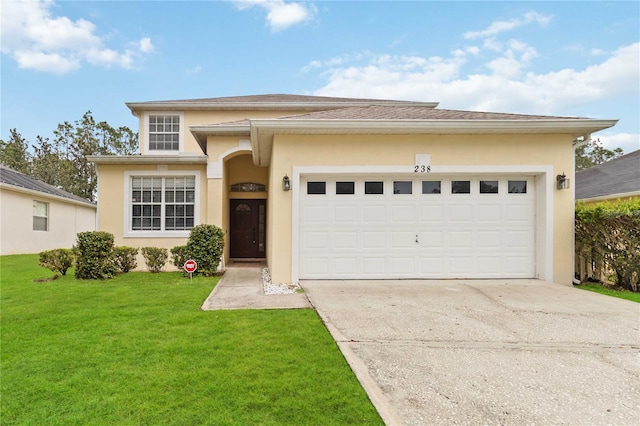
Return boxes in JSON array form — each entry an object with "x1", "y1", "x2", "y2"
[
  {"x1": 130, "y1": 93, "x2": 433, "y2": 105},
  {"x1": 575, "y1": 149, "x2": 640, "y2": 200},
  {"x1": 279, "y1": 105, "x2": 585, "y2": 121},
  {"x1": 0, "y1": 165, "x2": 95, "y2": 204}
]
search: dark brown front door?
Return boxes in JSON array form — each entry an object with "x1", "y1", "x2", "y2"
[{"x1": 230, "y1": 199, "x2": 266, "y2": 258}]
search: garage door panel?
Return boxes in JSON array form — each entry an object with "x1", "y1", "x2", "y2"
[
  {"x1": 334, "y1": 231, "x2": 358, "y2": 249},
  {"x1": 505, "y1": 230, "x2": 534, "y2": 248},
  {"x1": 363, "y1": 205, "x2": 386, "y2": 223},
  {"x1": 419, "y1": 231, "x2": 444, "y2": 247},
  {"x1": 392, "y1": 205, "x2": 415, "y2": 222},
  {"x1": 303, "y1": 231, "x2": 329, "y2": 249},
  {"x1": 363, "y1": 231, "x2": 386, "y2": 249},
  {"x1": 303, "y1": 205, "x2": 330, "y2": 224},
  {"x1": 477, "y1": 204, "x2": 502, "y2": 223},
  {"x1": 362, "y1": 258, "x2": 386, "y2": 275},
  {"x1": 449, "y1": 256, "x2": 473, "y2": 274},
  {"x1": 391, "y1": 231, "x2": 415, "y2": 248},
  {"x1": 450, "y1": 204, "x2": 474, "y2": 222},
  {"x1": 391, "y1": 256, "x2": 415, "y2": 275},
  {"x1": 334, "y1": 205, "x2": 358, "y2": 223},
  {"x1": 450, "y1": 230, "x2": 474, "y2": 247},
  {"x1": 304, "y1": 257, "x2": 330, "y2": 276},
  {"x1": 299, "y1": 176, "x2": 535, "y2": 279},
  {"x1": 418, "y1": 257, "x2": 445, "y2": 276},
  {"x1": 334, "y1": 257, "x2": 358, "y2": 275},
  {"x1": 419, "y1": 205, "x2": 444, "y2": 222}
]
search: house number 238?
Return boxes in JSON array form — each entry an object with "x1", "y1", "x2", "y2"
[{"x1": 414, "y1": 165, "x2": 431, "y2": 173}]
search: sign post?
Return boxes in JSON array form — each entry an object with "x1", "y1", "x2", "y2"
[{"x1": 184, "y1": 259, "x2": 197, "y2": 282}]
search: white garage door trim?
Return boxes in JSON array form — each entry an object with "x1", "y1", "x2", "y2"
[{"x1": 291, "y1": 165, "x2": 554, "y2": 282}]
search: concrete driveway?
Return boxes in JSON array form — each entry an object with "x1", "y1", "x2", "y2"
[{"x1": 301, "y1": 279, "x2": 640, "y2": 426}]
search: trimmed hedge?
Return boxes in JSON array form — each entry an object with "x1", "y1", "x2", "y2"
[
  {"x1": 576, "y1": 199, "x2": 640, "y2": 291},
  {"x1": 185, "y1": 224, "x2": 225, "y2": 276},
  {"x1": 39, "y1": 248, "x2": 74, "y2": 276},
  {"x1": 171, "y1": 225, "x2": 225, "y2": 277},
  {"x1": 141, "y1": 247, "x2": 168, "y2": 273},
  {"x1": 75, "y1": 231, "x2": 117, "y2": 280},
  {"x1": 115, "y1": 246, "x2": 138, "y2": 273}
]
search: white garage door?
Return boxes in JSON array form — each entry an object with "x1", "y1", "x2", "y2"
[{"x1": 299, "y1": 176, "x2": 535, "y2": 279}]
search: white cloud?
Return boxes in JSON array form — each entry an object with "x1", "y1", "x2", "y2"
[
  {"x1": 308, "y1": 10, "x2": 639, "y2": 118},
  {"x1": 0, "y1": 0, "x2": 154, "y2": 74},
  {"x1": 598, "y1": 133, "x2": 640, "y2": 154},
  {"x1": 231, "y1": 0, "x2": 316, "y2": 31},
  {"x1": 463, "y1": 11, "x2": 552, "y2": 39}
]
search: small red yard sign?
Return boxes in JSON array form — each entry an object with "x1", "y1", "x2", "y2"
[{"x1": 184, "y1": 259, "x2": 197, "y2": 274}]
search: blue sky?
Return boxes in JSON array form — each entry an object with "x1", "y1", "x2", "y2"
[{"x1": 2, "y1": 0, "x2": 639, "y2": 154}]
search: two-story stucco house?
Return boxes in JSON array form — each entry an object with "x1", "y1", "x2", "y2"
[{"x1": 89, "y1": 94, "x2": 616, "y2": 285}]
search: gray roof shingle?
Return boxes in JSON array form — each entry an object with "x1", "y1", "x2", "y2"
[
  {"x1": 0, "y1": 165, "x2": 95, "y2": 204},
  {"x1": 279, "y1": 105, "x2": 585, "y2": 121},
  {"x1": 575, "y1": 149, "x2": 640, "y2": 200},
  {"x1": 129, "y1": 93, "x2": 433, "y2": 106}
]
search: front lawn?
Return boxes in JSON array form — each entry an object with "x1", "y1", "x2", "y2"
[
  {"x1": 0, "y1": 254, "x2": 382, "y2": 425},
  {"x1": 575, "y1": 282, "x2": 640, "y2": 303}
]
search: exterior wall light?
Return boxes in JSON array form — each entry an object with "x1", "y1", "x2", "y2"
[
  {"x1": 556, "y1": 173, "x2": 570, "y2": 190},
  {"x1": 282, "y1": 174, "x2": 291, "y2": 191}
]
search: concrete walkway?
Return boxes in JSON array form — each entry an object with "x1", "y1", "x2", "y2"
[{"x1": 200, "y1": 263, "x2": 312, "y2": 310}]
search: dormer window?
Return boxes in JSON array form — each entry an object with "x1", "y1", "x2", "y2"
[{"x1": 144, "y1": 112, "x2": 183, "y2": 153}]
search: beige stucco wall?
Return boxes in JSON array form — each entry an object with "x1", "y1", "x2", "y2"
[
  {"x1": 0, "y1": 187, "x2": 96, "y2": 255},
  {"x1": 266, "y1": 133, "x2": 576, "y2": 285},
  {"x1": 95, "y1": 163, "x2": 207, "y2": 270},
  {"x1": 139, "y1": 109, "x2": 316, "y2": 155}
]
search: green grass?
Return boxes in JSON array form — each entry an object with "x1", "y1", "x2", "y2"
[
  {"x1": 1, "y1": 254, "x2": 382, "y2": 425},
  {"x1": 576, "y1": 282, "x2": 640, "y2": 303}
]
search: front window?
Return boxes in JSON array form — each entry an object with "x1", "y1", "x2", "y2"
[
  {"x1": 148, "y1": 114, "x2": 180, "y2": 151},
  {"x1": 131, "y1": 176, "x2": 195, "y2": 231},
  {"x1": 33, "y1": 200, "x2": 48, "y2": 231}
]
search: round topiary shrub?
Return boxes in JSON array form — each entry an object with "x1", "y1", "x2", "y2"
[
  {"x1": 75, "y1": 231, "x2": 117, "y2": 280},
  {"x1": 186, "y1": 224, "x2": 225, "y2": 276}
]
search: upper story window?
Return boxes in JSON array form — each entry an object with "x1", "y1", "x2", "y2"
[{"x1": 144, "y1": 113, "x2": 184, "y2": 153}]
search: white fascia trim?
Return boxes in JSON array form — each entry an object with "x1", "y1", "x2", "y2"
[
  {"x1": 88, "y1": 155, "x2": 207, "y2": 165},
  {"x1": 577, "y1": 191, "x2": 640, "y2": 203},
  {"x1": 290, "y1": 164, "x2": 555, "y2": 283},
  {"x1": 123, "y1": 169, "x2": 201, "y2": 239},
  {"x1": 142, "y1": 111, "x2": 185, "y2": 155},
  {"x1": 251, "y1": 118, "x2": 618, "y2": 134},
  {"x1": 127, "y1": 100, "x2": 439, "y2": 112},
  {"x1": 208, "y1": 140, "x2": 252, "y2": 179},
  {"x1": 0, "y1": 182, "x2": 96, "y2": 209}
]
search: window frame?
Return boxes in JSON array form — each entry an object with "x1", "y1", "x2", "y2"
[
  {"x1": 143, "y1": 112, "x2": 184, "y2": 154},
  {"x1": 124, "y1": 170, "x2": 200, "y2": 238},
  {"x1": 33, "y1": 200, "x2": 49, "y2": 231}
]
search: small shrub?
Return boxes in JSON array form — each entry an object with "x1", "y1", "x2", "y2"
[
  {"x1": 75, "y1": 231, "x2": 117, "y2": 280},
  {"x1": 170, "y1": 245, "x2": 190, "y2": 271},
  {"x1": 39, "y1": 248, "x2": 74, "y2": 276},
  {"x1": 186, "y1": 224, "x2": 225, "y2": 276},
  {"x1": 114, "y1": 246, "x2": 139, "y2": 273},
  {"x1": 141, "y1": 247, "x2": 168, "y2": 273}
]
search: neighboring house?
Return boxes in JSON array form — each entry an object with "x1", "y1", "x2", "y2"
[
  {"x1": 575, "y1": 149, "x2": 640, "y2": 203},
  {"x1": 0, "y1": 166, "x2": 97, "y2": 255},
  {"x1": 89, "y1": 94, "x2": 617, "y2": 285}
]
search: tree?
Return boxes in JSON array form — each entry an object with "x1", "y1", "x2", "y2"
[
  {"x1": 575, "y1": 138, "x2": 624, "y2": 171},
  {"x1": 0, "y1": 129, "x2": 32, "y2": 174},
  {"x1": 0, "y1": 111, "x2": 138, "y2": 201}
]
